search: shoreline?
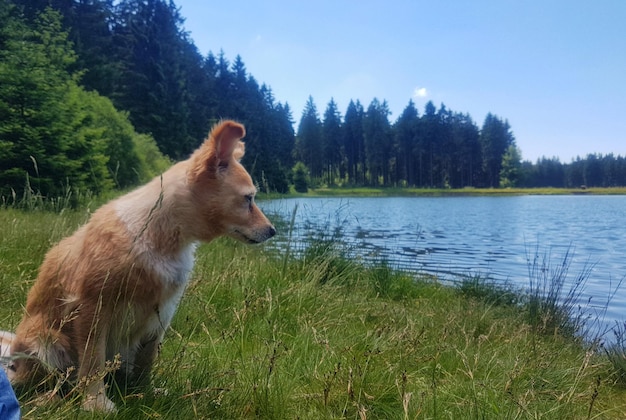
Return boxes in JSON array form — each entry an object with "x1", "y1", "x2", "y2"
[{"x1": 260, "y1": 186, "x2": 626, "y2": 199}]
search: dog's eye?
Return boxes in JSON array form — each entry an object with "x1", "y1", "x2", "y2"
[{"x1": 245, "y1": 194, "x2": 254, "y2": 210}]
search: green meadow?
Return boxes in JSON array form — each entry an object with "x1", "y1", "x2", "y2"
[{"x1": 2, "y1": 203, "x2": 626, "y2": 419}]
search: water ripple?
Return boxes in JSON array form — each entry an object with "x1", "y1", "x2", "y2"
[{"x1": 261, "y1": 196, "x2": 626, "y2": 337}]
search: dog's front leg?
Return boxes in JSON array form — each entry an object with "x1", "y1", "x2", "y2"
[
  {"x1": 76, "y1": 314, "x2": 117, "y2": 413},
  {"x1": 132, "y1": 334, "x2": 161, "y2": 385}
]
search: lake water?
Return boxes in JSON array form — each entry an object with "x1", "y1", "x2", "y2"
[{"x1": 260, "y1": 195, "x2": 626, "y2": 332}]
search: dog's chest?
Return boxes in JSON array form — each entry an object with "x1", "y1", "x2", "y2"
[
  {"x1": 110, "y1": 244, "x2": 198, "y2": 361},
  {"x1": 147, "y1": 242, "x2": 198, "y2": 286},
  {"x1": 114, "y1": 198, "x2": 198, "y2": 346},
  {"x1": 144, "y1": 242, "x2": 198, "y2": 327}
]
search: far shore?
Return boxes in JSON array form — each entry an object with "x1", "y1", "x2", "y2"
[{"x1": 261, "y1": 186, "x2": 626, "y2": 199}]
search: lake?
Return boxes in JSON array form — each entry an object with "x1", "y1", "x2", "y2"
[{"x1": 260, "y1": 195, "x2": 626, "y2": 330}]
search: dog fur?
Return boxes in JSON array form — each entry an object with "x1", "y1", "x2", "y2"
[{"x1": 0, "y1": 120, "x2": 275, "y2": 412}]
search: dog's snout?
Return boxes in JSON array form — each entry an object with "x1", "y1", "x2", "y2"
[{"x1": 268, "y1": 226, "x2": 277, "y2": 238}]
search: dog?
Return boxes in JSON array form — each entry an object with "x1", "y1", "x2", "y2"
[{"x1": 0, "y1": 120, "x2": 275, "y2": 412}]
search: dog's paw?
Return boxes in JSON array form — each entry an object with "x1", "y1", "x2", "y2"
[
  {"x1": 0, "y1": 330, "x2": 15, "y2": 361},
  {"x1": 32, "y1": 390, "x2": 62, "y2": 407},
  {"x1": 82, "y1": 393, "x2": 118, "y2": 413}
]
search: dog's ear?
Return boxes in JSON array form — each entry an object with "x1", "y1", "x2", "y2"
[
  {"x1": 213, "y1": 120, "x2": 246, "y2": 165},
  {"x1": 233, "y1": 141, "x2": 245, "y2": 162},
  {"x1": 189, "y1": 120, "x2": 246, "y2": 181}
]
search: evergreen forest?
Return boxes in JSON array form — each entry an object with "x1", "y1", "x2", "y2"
[{"x1": 1, "y1": 0, "x2": 624, "y2": 198}]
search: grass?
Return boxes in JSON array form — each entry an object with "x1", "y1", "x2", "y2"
[
  {"x1": 525, "y1": 245, "x2": 596, "y2": 341},
  {"x1": 2, "y1": 205, "x2": 626, "y2": 418}
]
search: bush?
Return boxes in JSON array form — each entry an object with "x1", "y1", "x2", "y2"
[
  {"x1": 292, "y1": 162, "x2": 309, "y2": 193},
  {"x1": 132, "y1": 133, "x2": 172, "y2": 182},
  {"x1": 259, "y1": 161, "x2": 290, "y2": 194},
  {"x1": 457, "y1": 275, "x2": 520, "y2": 306}
]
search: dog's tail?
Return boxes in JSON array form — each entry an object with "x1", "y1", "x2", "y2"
[{"x1": 0, "y1": 330, "x2": 15, "y2": 374}]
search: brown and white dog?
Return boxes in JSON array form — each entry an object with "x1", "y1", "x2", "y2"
[{"x1": 0, "y1": 120, "x2": 275, "y2": 412}]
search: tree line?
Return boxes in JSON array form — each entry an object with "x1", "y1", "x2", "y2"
[
  {"x1": 295, "y1": 97, "x2": 517, "y2": 188},
  {"x1": 524, "y1": 154, "x2": 626, "y2": 188},
  {"x1": 1, "y1": 0, "x2": 624, "y2": 198},
  {"x1": 295, "y1": 97, "x2": 626, "y2": 189}
]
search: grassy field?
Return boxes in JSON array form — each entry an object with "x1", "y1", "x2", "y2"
[{"x1": 2, "y1": 205, "x2": 626, "y2": 419}]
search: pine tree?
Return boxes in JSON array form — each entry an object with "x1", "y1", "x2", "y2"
[
  {"x1": 70, "y1": 0, "x2": 119, "y2": 96},
  {"x1": 499, "y1": 144, "x2": 523, "y2": 188},
  {"x1": 435, "y1": 104, "x2": 453, "y2": 187},
  {"x1": 0, "y1": 6, "x2": 91, "y2": 195},
  {"x1": 113, "y1": 0, "x2": 195, "y2": 159},
  {"x1": 394, "y1": 100, "x2": 419, "y2": 186},
  {"x1": 363, "y1": 99, "x2": 392, "y2": 186},
  {"x1": 0, "y1": 5, "x2": 168, "y2": 197},
  {"x1": 343, "y1": 100, "x2": 365, "y2": 185},
  {"x1": 322, "y1": 98, "x2": 343, "y2": 185},
  {"x1": 583, "y1": 154, "x2": 603, "y2": 187},
  {"x1": 479, "y1": 113, "x2": 515, "y2": 187},
  {"x1": 448, "y1": 112, "x2": 480, "y2": 188},
  {"x1": 296, "y1": 96, "x2": 323, "y2": 181},
  {"x1": 274, "y1": 102, "x2": 296, "y2": 172},
  {"x1": 419, "y1": 101, "x2": 439, "y2": 187}
]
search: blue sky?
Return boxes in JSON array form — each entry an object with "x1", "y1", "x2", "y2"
[{"x1": 175, "y1": 0, "x2": 625, "y2": 163}]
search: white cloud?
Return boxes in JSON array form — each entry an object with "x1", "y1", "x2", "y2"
[
  {"x1": 250, "y1": 34, "x2": 262, "y2": 46},
  {"x1": 413, "y1": 87, "x2": 428, "y2": 99}
]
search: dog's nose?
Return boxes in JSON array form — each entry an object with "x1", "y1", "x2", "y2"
[{"x1": 268, "y1": 226, "x2": 277, "y2": 237}]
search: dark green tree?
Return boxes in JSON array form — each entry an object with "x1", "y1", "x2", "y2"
[
  {"x1": 435, "y1": 104, "x2": 453, "y2": 187},
  {"x1": 296, "y1": 96, "x2": 323, "y2": 181},
  {"x1": 363, "y1": 98, "x2": 392, "y2": 185},
  {"x1": 418, "y1": 101, "x2": 439, "y2": 187},
  {"x1": 449, "y1": 113, "x2": 481, "y2": 188},
  {"x1": 531, "y1": 157, "x2": 564, "y2": 187},
  {"x1": 479, "y1": 113, "x2": 515, "y2": 187},
  {"x1": 10, "y1": 0, "x2": 120, "y2": 97},
  {"x1": 499, "y1": 144, "x2": 523, "y2": 187},
  {"x1": 197, "y1": 52, "x2": 219, "y2": 126},
  {"x1": 179, "y1": 41, "x2": 213, "y2": 151},
  {"x1": 68, "y1": 0, "x2": 119, "y2": 96},
  {"x1": 0, "y1": 6, "x2": 95, "y2": 195},
  {"x1": 0, "y1": 5, "x2": 168, "y2": 197},
  {"x1": 393, "y1": 100, "x2": 419, "y2": 186},
  {"x1": 292, "y1": 161, "x2": 309, "y2": 193},
  {"x1": 601, "y1": 154, "x2": 619, "y2": 187},
  {"x1": 583, "y1": 154, "x2": 603, "y2": 187},
  {"x1": 322, "y1": 98, "x2": 343, "y2": 185},
  {"x1": 190, "y1": 52, "x2": 294, "y2": 193},
  {"x1": 274, "y1": 102, "x2": 296, "y2": 170},
  {"x1": 343, "y1": 100, "x2": 365, "y2": 185},
  {"x1": 113, "y1": 0, "x2": 196, "y2": 158},
  {"x1": 212, "y1": 50, "x2": 235, "y2": 117},
  {"x1": 564, "y1": 158, "x2": 583, "y2": 187}
]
